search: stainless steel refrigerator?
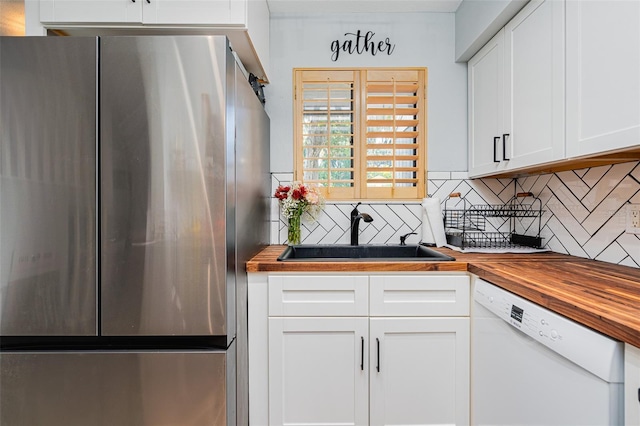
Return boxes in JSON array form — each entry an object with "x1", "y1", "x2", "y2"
[{"x1": 0, "y1": 35, "x2": 270, "y2": 425}]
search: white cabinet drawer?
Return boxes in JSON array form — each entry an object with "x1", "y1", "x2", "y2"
[
  {"x1": 268, "y1": 275, "x2": 369, "y2": 317},
  {"x1": 370, "y1": 275, "x2": 470, "y2": 317}
]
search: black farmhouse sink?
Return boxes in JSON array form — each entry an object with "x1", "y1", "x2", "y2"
[{"x1": 277, "y1": 244, "x2": 455, "y2": 262}]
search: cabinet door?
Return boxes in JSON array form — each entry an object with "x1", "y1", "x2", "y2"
[
  {"x1": 369, "y1": 318, "x2": 470, "y2": 426},
  {"x1": 626, "y1": 344, "x2": 640, "y2": 426},
  {"x1": 40, "y1": 0, "x2": 245, "y2": 25},
  {"x1": 269, "y1": 317, "x2": 369, "y2": 426},
  {"x1": 503, "y1": 0, "x2": 565, "y2": 169},
  {"x1": 566, "y1": 0, "x2": 640, "y2": 158},
  {"x1": 40, "y1": 0, "x2": 142, "y2": 23},
  {"x1": 468, "y1": 30, "x2": 505, "y2": 177},
  {"x1": 142, "y1": 0, "x2": 245, "y2": 25}
]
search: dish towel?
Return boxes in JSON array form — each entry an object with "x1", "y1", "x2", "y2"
[{"x1": 421, "y1": 197, "x2": 447, "y2": 247}]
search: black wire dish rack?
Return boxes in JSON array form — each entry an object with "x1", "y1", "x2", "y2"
[{"x1": 443, "y1": 192, "x2": 545, "y2": 249}]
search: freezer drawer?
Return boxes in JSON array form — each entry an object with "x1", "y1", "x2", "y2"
[{"x1": 0, "y1": 350, "x2": 231, "y2": 426}]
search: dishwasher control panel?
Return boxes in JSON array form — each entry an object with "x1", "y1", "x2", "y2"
[
  {"x1": 506, "y1": 299, "x2": 564, "y2": 344},
  {"x1": 482, "y1": 288, "x2": 562, "y2": 344},
  {"x1": 473, "y1": 278, "x2": 624, "y2": 383}
]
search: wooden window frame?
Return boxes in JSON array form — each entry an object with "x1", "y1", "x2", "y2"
[{"x1": 294, "y1": 67, "x2": 427, "y2": 200}]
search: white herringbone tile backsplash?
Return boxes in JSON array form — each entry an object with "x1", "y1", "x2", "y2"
[{"x1": 271, "y1": 161, "x2": 640, "y2": 268}]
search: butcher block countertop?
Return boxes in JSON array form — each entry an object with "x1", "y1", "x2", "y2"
[{"x1": 247, "y1": 245, "x2": 640, "y2": 347}]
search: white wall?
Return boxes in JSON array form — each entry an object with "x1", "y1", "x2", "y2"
[{"x1": 265, "y1": 12, "x2": 468, "y2": 173}]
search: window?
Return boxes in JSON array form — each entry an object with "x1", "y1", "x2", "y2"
[{"x1": 294, "y1": 68, "x2": 427, "y2": 200}]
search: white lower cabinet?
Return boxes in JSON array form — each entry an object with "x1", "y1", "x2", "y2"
[
  {"x1": 369, "y1": 318, "x2": 469, "y2": 426},
  {"x1": 626, "y1": 344, "x2": 640, "y2": 425},
  {"x1": 269, "y1": 317, "x2": 369, "y2": 425},
  {"x1": 249, "y1": 273, "x2": 470, "y2": 426}
]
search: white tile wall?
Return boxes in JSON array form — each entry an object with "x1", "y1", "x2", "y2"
[
  {"x1": 518, "y1": 161, "x2": 640, "y2": 267},
  {"x1": 270, "y1": 161, "x2": 640, "y2": 268}
]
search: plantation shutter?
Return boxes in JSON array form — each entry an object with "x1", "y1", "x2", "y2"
[
  {"x1": 294, "y1": 68, "x2": 426, "y2": 200},
  {"x1": 362, "y1": 69, "x2": 426, "y2": 199},
  {"x1": 295, "y1": 69, "x2": 358, "y2": 199}
]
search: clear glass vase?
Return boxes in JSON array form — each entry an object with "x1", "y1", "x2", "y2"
[{"x1": 288, "y1": 213, "x2": 302, "y2": 245}]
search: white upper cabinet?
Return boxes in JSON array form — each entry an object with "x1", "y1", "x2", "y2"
[
  {"x1": 468, "y1": 0, "x2": 564, "y2": 178},
  {"x1": 39, "y1": 0, "x2": 243, "y2": 25},
  {"x1": 469, "y1": 0, "x2": 640, "y2": 177},
  {"x1": 468, "y1": 30, "x2": 505, "y2": 177},
  {"x1": 503, "y1": 0, "x2": 565, "y2": 170},
  {"x1": 565, "y1": 0, "x2": 640, "y2": 158},
  {"x1": 144, "y1": 0, "x2": 243, "y2": 25},
  {"x1": 36, "y1": 0, "x2": 270, "y2": 81},
  {"x1": 39, "y1": 0, "x2": 141, "y2": 23}
]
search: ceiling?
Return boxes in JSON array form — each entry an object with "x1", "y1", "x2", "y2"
[{"x1": 266, "y1": 0, "x2": 463, "y2": 14}]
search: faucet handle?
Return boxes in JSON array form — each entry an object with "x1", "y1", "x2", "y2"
[
  {"x1": 399, "y1": 232, "x2": 417, "y2": 245},
  {"x1": 350, "y1": 202, "x2": 363, "y2": 219}
]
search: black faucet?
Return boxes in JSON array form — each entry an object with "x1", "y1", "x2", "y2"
[{"x1": 350, "y1": 202, "x2": 373, "y2": 246}]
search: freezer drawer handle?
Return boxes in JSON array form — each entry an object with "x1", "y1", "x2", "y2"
[
  {"x1": 376, "y1": 338, "x2": 380, "y2": 372},
  {"x1": 360, "y1": 336, "x2": 364, "y2": 371}
]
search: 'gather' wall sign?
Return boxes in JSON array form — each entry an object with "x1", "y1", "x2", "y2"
[{"x1": 330, "y1": 30, "x2": 396, "y2": 62}]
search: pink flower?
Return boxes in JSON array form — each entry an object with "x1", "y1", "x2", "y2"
[
  {"x1": 275, "y1": 181, "x2": 325, "y2": 221},
  {"x1": 305, "y1": 192, "x2": 319, "y2": 204}
]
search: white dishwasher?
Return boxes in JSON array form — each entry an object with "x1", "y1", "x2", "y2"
[{"x1": 472, "y1": 278, "x2": 624, "y2": 426}]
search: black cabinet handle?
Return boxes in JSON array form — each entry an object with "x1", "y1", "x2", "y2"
[
  {"x1": 376, "y1": 338, "x2": 380, "y2": 372},
  {"x1": 493, "y1": 136, "x2": 500, "y2": 163},
  {"x1": 146, "y1": 0, "x2": 150, "y2": 3},
  {"x1": 502, "y1": 133, "x2": 510, "y2": 161},
  {"x1": 360, "y1": 336, "x2": 364, "y2": 371}
]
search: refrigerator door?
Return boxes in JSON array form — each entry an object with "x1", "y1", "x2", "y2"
[
  {"x1": 0, "y1": 349, "x2": 231, "y2": 425},
  {"x1": 100, "y1": 36, "x2": 233, "y2": 338},
  {"x1": 0, "y1": 37, "x2": 98, "y2": 336}
]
